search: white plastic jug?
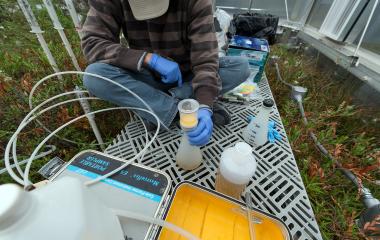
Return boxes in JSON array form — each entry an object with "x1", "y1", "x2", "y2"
[
  {"x1": 0, "y1": 177, "x2": 124, "y2": 240},
  {"x1": 243, "y1": 99, "x2": 274, "y2": 147},
  {"x1": 215, "y1": 142, "x2": 257, "y2": 199}
]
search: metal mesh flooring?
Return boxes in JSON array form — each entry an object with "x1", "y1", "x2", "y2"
[{"x1": 105, "y1": 76, "x2": 323, "y2": 240}]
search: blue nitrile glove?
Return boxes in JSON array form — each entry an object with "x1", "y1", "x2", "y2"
[
  {"x1": 187, "y1": 108, "x2": 213, "y2": 146},
  {"x1": 247, "y1": 116, "x2": 282, "y2": 143},
  {"x1": 148, "y1": 54, "x2": 183, "y2": 87},
  {"x1": 267, "y1": 121, "x2": 282, "y2": 143}
]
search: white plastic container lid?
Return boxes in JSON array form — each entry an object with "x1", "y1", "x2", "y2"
[{"x1": 219, "y1": 142, "x2": 257, "y2": 185}]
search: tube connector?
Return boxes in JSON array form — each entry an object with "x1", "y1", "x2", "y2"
[
  {"x1": 361, "y1": 187, "x2": 380, "y2": 209},
  {"x1": 269, "y1": 55, "x2": 281, "y2": 66},
  {"x1": 291, "y1": 85, "x2": 308, "y2": 103}
]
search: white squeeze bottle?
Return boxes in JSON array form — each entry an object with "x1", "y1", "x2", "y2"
[
  {"x1": 243, "y1": 99, "x2": 274, "y2": 147},
  {"x1": 0, "y1": 177, "x2": 124, "y2": 240},
  {"x1": 215, "y1": 142, "x2": 256, "y2": 199}
]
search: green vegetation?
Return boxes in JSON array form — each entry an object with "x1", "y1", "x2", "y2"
[
  {"x1": 0, "y1": 0, "x2": 126, "y2": 184},
  {"x1": 266, "y1": 45, "x2": 380, "y2": 239},
  {"x1": 0, "y1": 1, "x2": 379, "y2": 239}
]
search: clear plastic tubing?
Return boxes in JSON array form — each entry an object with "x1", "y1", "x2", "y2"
[{"x1": 112, "y1": 209, "x2": 200, "y2": 240}]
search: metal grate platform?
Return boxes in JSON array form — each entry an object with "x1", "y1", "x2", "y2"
[{"x1": 105, "y1": 76, "x2": 323, "y2": 240}]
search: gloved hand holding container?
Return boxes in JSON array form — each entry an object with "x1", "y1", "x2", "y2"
[{"x1": 176, "y1": 99, "x2": 203, "y2": 170}]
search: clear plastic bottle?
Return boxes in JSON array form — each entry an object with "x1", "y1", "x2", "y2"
[
  {"x1": 215, "y1": 142, "x2": 256, "y2": 199},
  {"x1": 243, "y1": 99, "x2": 274, "y2": 148},
  {"x1": 176, "y1": 134, "x2": 203, "y2": 170},
  {"x1": 0, "y1": 177, "x2": 124, "y2": 240},
  {"x1": 176, "y1": 99, "x2": 203, "y2": 170}
]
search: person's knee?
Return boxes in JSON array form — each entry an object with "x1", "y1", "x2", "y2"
[
  {"x1": 83, "y1": 62, "x2": 116, "y2": 94},
  {"x1": 84, "y1": 62, "x2": 111, "y2": 80},
  {"x1": 235, "y1": 57, "x2": 250, "y2": 83},
  {"x1": 220, "y1": 56, "x2": 250, "y2": 80},
  {"x1": 222, "y1": 57, "x2": 250, "y2": 84}
]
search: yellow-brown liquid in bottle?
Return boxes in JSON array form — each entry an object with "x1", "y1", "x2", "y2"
[
  {"x1": 215, "y1": 170, "x2": 246, "y2": 199},
  {"x1": 180, "y1": 114, "x2": 198, "y2": 129}
]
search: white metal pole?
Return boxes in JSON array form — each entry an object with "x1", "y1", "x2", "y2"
[
  {"x1": 74, "y1": 86, "x2": 105, "y2": 150},
  {"x1": 249, "y1": 0, "x2": 253, "y2": 13},
  {"x1": 43, "y1": 0, "x2": 81, "y2": 71},
  {"x1": 17, "y1": 0, "x2": 62, "y2": 80},
  {"x1": 64, "y1": 0, "x2": 83, "y2": 39},
  {"x1": 353, "y1": 0, "x2": 379, "y2": 64},
  {"x1": 299, "y1": 0, "x2": 314, "y2": 27},
  {"x1": 284, "y1": 0, "x2": 289, "y2": 22}
]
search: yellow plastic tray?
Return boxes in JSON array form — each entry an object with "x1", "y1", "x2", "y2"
[{"x1": 157, "y1": 182, "x2": 291, "y2": 240}]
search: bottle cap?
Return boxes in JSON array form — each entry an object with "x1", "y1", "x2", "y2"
[
  {"x1": 235, "y1": 142, "x2": 252, "y2": 156},
  {"x1": 219, "y1": 142, "x2": 256, "y2": 185},
  {"x1": 263, "y1": 99, "x2": 274, "y2": 107},
  {"x1": 0, "y1": 184, "x2": 32, "y2": 230},
  {"x1": 234, "y1": 142, "x2": 253, "y2": 164}
]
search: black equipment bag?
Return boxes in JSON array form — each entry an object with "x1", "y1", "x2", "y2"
[{"x1": 229, "y1": 13, "x2": 279, "y2": 45}]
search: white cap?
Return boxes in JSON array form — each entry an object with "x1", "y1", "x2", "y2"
[
  {"x1": 0, "y1": 184, "x2": 32, "y2": 231},
  {"x1": 219, "y1": 142, "x2": 257, "y2": 185},
  {"x1": 234, "y1": 142, "x2": 253, "y2": 163},
  {"x1": 128, "y1": 0, "x2": 170, "y2": 20}
]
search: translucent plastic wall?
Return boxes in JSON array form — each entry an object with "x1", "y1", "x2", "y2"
[
  {"x1": 306, "y1": 0, "x2": 332, "y2": 29},
  {"x1": 305, "y1": 0, "x2": 380, "y2": 55},
  {"x1": 352, "y1": 3, "x2": 380, "y2": 55}
]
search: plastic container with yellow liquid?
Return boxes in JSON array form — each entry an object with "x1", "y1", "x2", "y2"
[
  {"x1": 176, "y1": 99, "x2": 203, "y2": 170},
  {"x1": 155, "y1": 182, "x2": 291, "y2": 240},
  {"x1": 178, "y1": 99, "x2": 199, "y2": 129},
  {"x1": 215, "y1": 142, "x2": 256, "y2": 199}
]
